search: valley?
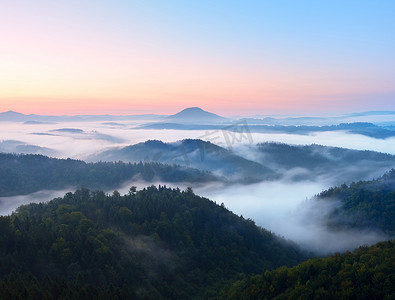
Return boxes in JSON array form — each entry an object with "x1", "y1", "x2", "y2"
[
  {"x1": 0, "y1": 107, "x2": 394, "y2": 298},
  {"x1": 2, "y1": 2, "x2": 394, "y2": 297}
]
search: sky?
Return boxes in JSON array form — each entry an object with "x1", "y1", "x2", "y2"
[{"x1": 0, "y1": 0, "x2": 394, "y2": 116}]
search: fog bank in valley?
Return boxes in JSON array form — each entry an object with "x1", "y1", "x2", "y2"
[
  {"x1": 196, "y1": 179, "x2": 389, "y2": 254},
  {"x1": 2, "y1": 121, "x2": 395, "y2": 160},
  {"x1": 0, "y1": 175, "x2": 389, "y2": 255},
  {"x1": 1, "y1": 120, "x2": 394, "y2": 254},
  {"x1": 0, "y1": 189, "x2": 72, "y2": 216}
]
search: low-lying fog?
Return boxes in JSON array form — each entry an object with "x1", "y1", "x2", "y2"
[
  {"x1": 1, "y1": 120, "x2": 394, "y2": 254},
  {"x1": 0, "y1": 189, "x2": 72, "y2": 216},
  {"x1": 2, "y1": 121, "x2": 395, "y2": 159},
  {"x1": 0, "y1": 177, "x2": 387, "y2": 255},
  {"x1": 195, "y1": 181, "x2": 389, "y2": 254}
]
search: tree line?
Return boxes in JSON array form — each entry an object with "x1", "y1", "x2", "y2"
[{"x1": 0, "y1": 186, "x2": 306, "y2": 299}]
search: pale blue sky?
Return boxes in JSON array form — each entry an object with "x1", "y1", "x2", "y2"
[{"x1": 1, "y1": 0, "x2": 394, "y2": 114}]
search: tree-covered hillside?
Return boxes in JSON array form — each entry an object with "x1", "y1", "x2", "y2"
[
  {"x1": 88, "y1": 139, "x2": 276, "y2": 183},
  {"x1": 318, "y1": 169, "x2": 395, "y2": 236},
  {"x1": 256, "y1": 142, "x2": 395, "y2": 182},
  {"x1": 0, "y1": 186, "x2": 307, "y2": 299},
  {"x1": 221, "y1": 240, "x2": 395, "y2": 300},
  {"x1": 0, "y1": 153, "x2": 218, "y2": 197}
]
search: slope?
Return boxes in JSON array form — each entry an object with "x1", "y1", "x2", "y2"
[
  {"x1": 253, "y1": 142, "x2": 395, "y2": 183},
  {"x1": 222, "y1": 240, "x2": 395, "y2": 300},
  {"x1": 0, "y1": 153, "x2": 218, "y2": 197},
  {"x1": 317, "y1": 169, "x2": 395, "y2": 236},
  {"x1": 89, "y1": 139, "x2": 276, "y2": 182},
  {"x1": 0, "y1": 186, "x2": 308, "y2": 299}
]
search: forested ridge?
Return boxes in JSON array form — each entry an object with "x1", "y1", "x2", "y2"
[
  {"x1": 1, "y1": 156, "x2": 394, "y2": 299},
  {"x1": 219, "y1": 169, "x2": 395, "y2": 299},
  {"x1": 257, "y1": 143, "x2": 395, "y2": 169},
  {"x1": 221, "y1": 240, "x2": 395, "y2": 300},
  {"x1": 90, "y1": 139, "x2": 276, "y2": 183},
  {"x1": 0, "y1": 153, "x2": 218, "y2": 197},
  {"x1": 0, "y1": 186, "x2": 306, "y2": 299},
  {"x1": 318, "y1": 169, "x2": 395, "y2": 235}
]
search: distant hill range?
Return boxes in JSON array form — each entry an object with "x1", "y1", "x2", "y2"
[
  {"x1": 0, "y1": 140, "x2": 56, "y2": 156},
  {"x1": 253, "y1": 142, "x2": 395, "y2": 183},
  {"x1": 4, "y1": 137, "x2": 395, "y2": 191},
  {"x1": 0, "y1": 107, "x2": 227, "y2": 123},
  {"x1": 89, "y1": 139, "x2": 275, "y2": 183},
  {"x1": 0, "y1": 153, "x2": 219, "y2": 197},
  {"x1": 139, "y1": 121, "x2": 395, "y2": 139},
  {"x1": 0, "y1": 110, "x2": 165, "y2": 122},
  {"x1": 89, "y1": 139, "x2": 395, "y2": 185},
  {"x1": 2, "y1": 108, "x2": 395, "y2": 132}
]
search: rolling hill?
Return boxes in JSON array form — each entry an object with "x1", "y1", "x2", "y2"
[
  {"x1": 89, "y1": 139, "x2": 276, "y2": 183},
  {"x1": 222, "y1": 240, "x2": 395, "y2": 299},
  {"x1": 253, "y1": 142, "x2": 395, "y2": 183},
  {"x1": 0, "y1": 153, "x2": 218, "y2": 197},
  {"x1": 89, "y1": 139, "x2": 395, "y2": 185},
  {"x1": 317, "y1": 169, "x2": 395, "y2": 236},
  {"x1": 0, "y1": 186, "x2": 307, "y2": 299}
]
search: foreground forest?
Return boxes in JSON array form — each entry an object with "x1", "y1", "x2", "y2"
[
  {"x1": 0, "y1": 186, "x2": 306, "y2": 299},
  {"x1": 318, "y1": 169, "x2": 395, "y2": 235},
  {"x1": 221, "y1": 240, "x2": 395, "y2": 299},
  {"x1": 1, "y1": 153, "x2": 395, "y2": 298},
  {"x1": 0, "y1": 185, "x2": 394, "y2": 299}
]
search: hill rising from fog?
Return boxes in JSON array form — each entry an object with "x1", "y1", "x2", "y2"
[
  {"x1": 0, "y1": 153, "x2": 218, "y2": 197},
  {"x1": 0, "y1": 186, "x2": 307, "y2": 299},
  {"x1": 138, "y1": 121, "x2": 395, "y2": 139},
  {"x1": 89, "y1": 139, "x2": 395, "y2": 185},
  {"x1": 222, "y1": 240, "x2": 395, "y2": 299},
  {"x1": 89, "y1": 139, "x2": 276, "y2": 183},
  {"x1": 253, "y1": 142, "x2": 395, "y2": 183},
  {"x1": 317, "y1": 169, "x2": 395, "y2": 236}
]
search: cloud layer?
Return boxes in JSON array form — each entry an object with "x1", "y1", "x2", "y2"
[{"x1": 1, "y1": 120, "x2": 394, "y2": 254}]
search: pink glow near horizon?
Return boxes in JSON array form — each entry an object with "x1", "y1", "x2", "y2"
[
  {"x1": 0, "y1": 1, "x2": 394, "y2": 116},
  {"x1": 0, "y1": 94, "x2": 393, "y2": 116}
]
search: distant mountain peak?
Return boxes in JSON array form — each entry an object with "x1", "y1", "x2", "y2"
[
  {"x1": 167, "y1": 107, "x2": 226, "y2": 123},
  {"x1": 180, "y1": 107, "x2": 205, "y2": 112}
]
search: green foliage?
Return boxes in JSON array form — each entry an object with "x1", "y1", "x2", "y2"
[
  {"x1": 257, "y1": 142, "x2": 395, "y2": 175},
  {"x1": 0, "y1": 153, "x2": 218, "y2": 197},
  {"x1": 318, "y1": 169, "x2": 395, "y2": 235},
  {"x1": 0, "y1": 186, "x2": 307, "y2": 299},
  {"x1": 222, "y1": 240, "x2": 395, "y2": 300},
  {"x1": 93, "y1": 139, "x2": 276, "y2": 183}
]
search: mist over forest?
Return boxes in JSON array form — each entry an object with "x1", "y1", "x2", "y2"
[
  {"x1": 0, "y1": 108, "x2": 395, "y2": 299},
  {"x1": 2, "y1": 0, "x2": 395, "y2": 297},
  {"x1": 1, "y1": 108, "x2": 395, "y2": 298},
  {"x1": 1, "y1": 109, "x2": 395, "y2": 254}
]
